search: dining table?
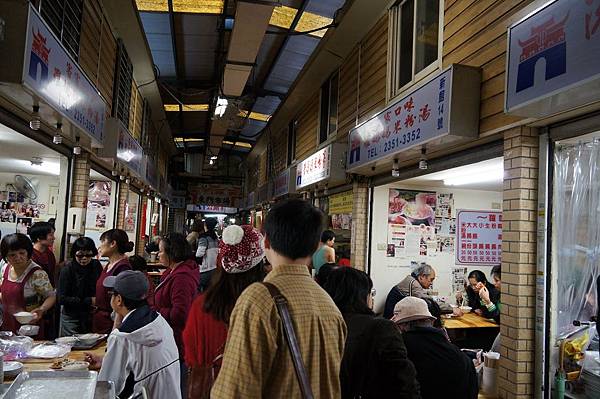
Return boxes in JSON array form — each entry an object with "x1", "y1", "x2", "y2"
[
  {"x1": 16, "y1": 341, "x2": 108, "y2": 373},
  {"x1": 1, "y1": 341, "x2": 110, "y2": 398},
  {"x1": 444, "y1": 312, "x2": 499, "y2": 329},
  {"x1": 444, "y1": 312, "x2": 500, "y2": 350}
]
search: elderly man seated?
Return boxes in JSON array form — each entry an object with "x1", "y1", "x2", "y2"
[
  {"x1": 393, "y1": 297, "x2": 478, "y2": 399},
  {"x1": 383, "y1": 263, "x2": 461, "y2": 318}
]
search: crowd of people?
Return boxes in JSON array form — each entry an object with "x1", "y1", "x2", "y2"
[{"x1": 0, "y1": 200, "x2": 499, "y2": 398}]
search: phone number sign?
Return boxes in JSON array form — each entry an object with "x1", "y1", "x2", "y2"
[
  {"x1": 456, "y1": 210, "x2": 502, "y2": 265},
  {"x1": 347, "y1": 68, "x2": 452, "y2": 170}
]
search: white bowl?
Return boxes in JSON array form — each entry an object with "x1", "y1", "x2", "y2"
[
  {"x1": 460, "y1": 306, "x2": 473, "y2": 313},
  {"x1": 13, "y1": 312, "x2": 35, "y2": 324},
  {"x1": 55, "y1": 336, "x2": 78, "y2": 346},
  {"x1": 4, "y1": 361, "x2": 23, "y2": 377},
  {"x1": 18, "y1": 324, "x2": 39, "y2": 336},
  {"x1": 74, "y1": 333, "x2": 104, "y2": 345}
]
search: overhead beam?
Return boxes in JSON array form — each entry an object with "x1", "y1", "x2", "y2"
[{"x1": 222, "y1": 1, "x2": 276, "y2": 97}]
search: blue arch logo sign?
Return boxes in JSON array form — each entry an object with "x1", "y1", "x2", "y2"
[
  {"x1": 515, "y1": 13, "x2": 568, "y2": 93},
  {"x1": 506, "y1": 0, "x2": 600, "y2": 115}
]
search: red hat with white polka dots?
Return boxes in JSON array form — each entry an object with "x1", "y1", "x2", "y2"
[{"x1": 219, "y1": 225, "x2": 265, "y2": 273}]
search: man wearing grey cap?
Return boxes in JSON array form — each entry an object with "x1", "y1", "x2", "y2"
[{"x1": 85, "y1": 270, "x2": 181, "y2": 399}]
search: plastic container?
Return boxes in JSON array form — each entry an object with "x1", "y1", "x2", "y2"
[{"x1": 482, "y1": 365, "x2": 498, "y2": 396}]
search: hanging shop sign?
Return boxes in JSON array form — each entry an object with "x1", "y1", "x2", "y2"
[
  {"x1": 188, "y1": 184, "x2": 241, "y2": 207},
  {"x1": 186, "y1": 204, "x2": 238, "y2": 214},
  {"x1": 347, "y1": 64, "x2": 480, "y2": 173},
  {"x1": 506, "y1": 0, "x2": 600, "y2": 117},
  {"x1": 329, "y1": 191, "x2": 353, "y2": 215},
  {"x1": 296, "y1": 143, "x2": 346, "y2": 190},
  {"x1": 98, "y1": 118, "x2": 144, "y2": 177},
  {"x1": 273, "y1": 167, "x2": 297, "y2": 198},
  {"x1": 257, "y1": 183, "x2": 272, "y2": 204},
  {"x1": 22, "y1": 6, "x2": 105, "y2": 145},
  {"x1": 117, "y1": 126, "x2": 143, "y2": 177},
  {"x1": 456, "y1": 210, "x2": 502, "y2": 265},
  {"x1": 247, "y1": 191, "x2": 255, "y2": 209},
  {"x1": 296, "y1": 145, "x2": 331, "y2": 189},
  {"x1": 144, "y1": 156, "x2": 158, "y2": 189}
]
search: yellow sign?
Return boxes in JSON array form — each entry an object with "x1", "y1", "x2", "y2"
[{"x1": 329, "y1": 191, "x2": 353, "y2": 215}]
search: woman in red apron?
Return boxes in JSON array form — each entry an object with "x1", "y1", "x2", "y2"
[
  {"x1": 0, "y1": 233, "x2": 56, "y2": 338},
  {"x1": 92, "y1": 229, "x2": 132, "y2": 334}
]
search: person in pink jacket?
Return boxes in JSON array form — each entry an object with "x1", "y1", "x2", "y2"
[{"x1": 152, "y1": 233, "x2": 200, "y2": 398}]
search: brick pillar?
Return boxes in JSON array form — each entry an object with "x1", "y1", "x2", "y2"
[
  {"x1": 137, "y1": 195, "x2": 148, "y2": 256},
  {"x1": 116, "y1": 182, "x2": 129, "y2": 229},
  {"x1": 351, "y1": 178, "x2": 369, "y2": 271},
  {"x1": 70, "y1": 153, "x2": 91, "y2": 211},
  {"x1": 498, "y1": 126, "x2": 539, "y2": 399}
]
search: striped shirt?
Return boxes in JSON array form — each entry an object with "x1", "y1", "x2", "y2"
[{"x1": 212, "y1": 264, "x2": 347, "y2": 398}]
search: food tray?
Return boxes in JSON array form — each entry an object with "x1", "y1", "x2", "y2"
[{"x1": 3, "y1": 370, "x2": 98, "y2": 399}]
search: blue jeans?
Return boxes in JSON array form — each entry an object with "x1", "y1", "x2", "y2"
[{"x1": 199, "y1": 269, "x2": 215, "y2": 292}]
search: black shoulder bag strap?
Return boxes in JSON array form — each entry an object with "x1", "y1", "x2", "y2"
[{"x1": 262, "y1": 282, "x2": 314, "y2": 399}]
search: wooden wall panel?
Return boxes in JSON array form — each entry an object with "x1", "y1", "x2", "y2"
[
  {"x1": 337, "y1": 46, "x2": 359, "y2": 142},
  {"x1": 79, "y1": 0, "x2": 116, "y2": 112},
  {"x1": 134, "y1": 91, "x2": 143, "y2": 140},
  {"x1": 129, "y1": 82, "x2": 137, "y2": 135},
  {"x1": 79, "y1": 0, "x2": 102, "y2": 82},
  {"x1": 272, "y1": 128, "x2": 288, "y2": 174},
  {"x1": 258, "y1": 150, "x2": 268, "y2": 186},
  {"x1": 443, "y1": 0, "x2": 536, "y2": 136},
  {"x1": 295, "y1": 93, "x2": 319, "y2": 161},
  {"x1": 358, "y1": 14, "x2": 387, "y2": 125}
]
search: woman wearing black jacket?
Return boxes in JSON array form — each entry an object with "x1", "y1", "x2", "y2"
[
  {"x1": 324, "y1": 267, "x2": 420, "y2": 399},
  {"x1": 466, "y1": 269, "x2": 501, "y2": 323},
  {"x1": 58, "y1": 237, "x2": 102, "y2": 336}
]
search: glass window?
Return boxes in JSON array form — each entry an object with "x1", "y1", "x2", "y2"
[
  {"x1": 390, "y1": 0, "x2": 440, "y2": 98},
  {"x1": 319, "y1": 71, "x2": 339, "y2": 144},
  {"x1": 328, "y1": 71, "x2": 339, "y2": 136},
  {"x1": 415, "y1": 0, "x2": 440, "y2": 74}
]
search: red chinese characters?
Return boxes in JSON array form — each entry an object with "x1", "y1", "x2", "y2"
[{"x1": 418, "y1": 104, "x2": 431, "y2": 122}]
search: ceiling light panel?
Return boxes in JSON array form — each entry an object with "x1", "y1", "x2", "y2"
[
  {"x1": 164, "y1": 104, "x2": 209, "y2": 111},
  {"x1": 182, "y1": 104, "x2": 209, "y2": 111},
  {"x1": 172, "y1": 0, "x2": 224, "y2": 14},
  {"x1": 238, "y1": 110, "x2": 271, "y2": 122},
  {"x1": 269, "y1": 6, "x2": 297, "y2": 29},
  {"x1": 296, "y1": 11, "x2": 332, "y2": 37},
  {"x1": 136, "y1": 0, "x2": 168, "y2": 12},
  {"x1": 268, "y1": 6, "x2": 332, "y2": 37}
]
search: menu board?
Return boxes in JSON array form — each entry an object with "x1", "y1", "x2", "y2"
[{"x1": 456, "y1": 210, "x2": 502, "y2": 265}]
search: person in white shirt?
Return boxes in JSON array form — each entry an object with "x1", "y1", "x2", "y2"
[
  {"x1": 85, "y1": 270, "x2": 181, "y2": 399},
  {"x1": 195, "y1": 218, "x2": 219, "y2": 291}
]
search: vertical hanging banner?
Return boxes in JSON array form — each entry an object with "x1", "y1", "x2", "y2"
[{"x1": 456, "y1": 210, "x2": 502, "y2": 265}]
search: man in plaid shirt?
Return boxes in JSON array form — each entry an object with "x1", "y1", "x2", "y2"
[{"x1": 212, "y1": 199, "x2": 347, "y2": 398}]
